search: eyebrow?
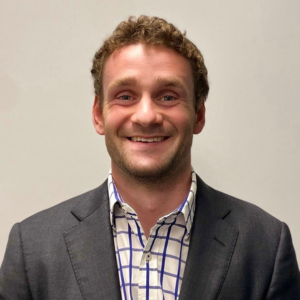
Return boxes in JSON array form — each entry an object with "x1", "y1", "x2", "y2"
[
  {"x1": 106, "y1": 76, "x2": 189, "y2": 96},
  {"x1": 154, "y1": 77, "x2": 187, "y2": 90},
  {"x1": 107, "y1": 77, "x2": 138, "y2": 93}
]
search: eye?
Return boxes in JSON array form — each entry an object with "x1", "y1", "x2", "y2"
[
  {"x1": 117, "y1": 94, "x2": 133, "y2": 100},
  {"x1": 157, "y1": 94, "x2": 179, "y2": 106},
  {"x1": 162, "y1": 95, "x2": 176, "y2": 101}
]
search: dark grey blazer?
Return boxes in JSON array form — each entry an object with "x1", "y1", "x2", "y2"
[{"x1": 1, "y1": 176, "x2": 300, "y2": 299}]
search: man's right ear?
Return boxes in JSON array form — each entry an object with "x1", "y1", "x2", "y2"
[{"x1": 92, "y1": 96, "x2": 105, "y2": 135}]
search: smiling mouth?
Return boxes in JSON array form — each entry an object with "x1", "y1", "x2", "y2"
[{"x1": 129, "y1": 137, "x2": 167, "y2": 143}]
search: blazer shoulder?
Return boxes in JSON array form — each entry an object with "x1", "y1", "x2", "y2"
[
  {"x1": 218, "y1": 187, "x2": 280, "y2": 224},
  {"x1": 196, "y1": 175, "x2": 282, "y2": 234},
  {"x1": 20, "y1": 180, "x2": 108, "y2": 237}
]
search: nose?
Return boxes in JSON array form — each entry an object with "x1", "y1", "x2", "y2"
[{"x1": 131, "y1": 95, "x2": 163, "y2": 127}]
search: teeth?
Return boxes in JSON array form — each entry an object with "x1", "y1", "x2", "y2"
[{"x1": 131, "y1": 137, "x2": 165, "y2": 142}]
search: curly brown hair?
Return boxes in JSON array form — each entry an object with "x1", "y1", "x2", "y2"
[{"x1": 91, "y1": 15, "x2": 209, "y2": 111}]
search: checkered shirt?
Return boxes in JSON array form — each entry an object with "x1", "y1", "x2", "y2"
[{"x1": 108, "y1": 170, "x2": 197, "y2": 300}]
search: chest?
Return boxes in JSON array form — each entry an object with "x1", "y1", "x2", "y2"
[{"x1": 113, "y1": 207, "x2": 190, "y2": 300}]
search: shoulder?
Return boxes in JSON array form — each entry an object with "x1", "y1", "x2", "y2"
[
  {"x1": 19, "y1": 181, "x2": 108, "y2": 238},
  {"x1": 196, "y1": 175, "x2": 282, "y2": 237},
  {"x1": 215, "y1": 186, "x2": 279, "y2": 226}
]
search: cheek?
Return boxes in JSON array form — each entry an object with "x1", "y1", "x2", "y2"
[
  {"x1": 103, "y1": 108, "x2": 131, "y2": 133},
  {"x1": 171, "y1": 109, "x2": 195, "y2": 132}
]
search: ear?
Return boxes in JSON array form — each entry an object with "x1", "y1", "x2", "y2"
[
  {"x1": 92, "y1": 96, "x2": 105, "y2": 135},
  {"x1": 193, "y1": 103, "x2": 205, "y2": 134}
]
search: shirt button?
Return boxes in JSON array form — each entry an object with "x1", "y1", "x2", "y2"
[
  {"x1": 146, "y1": 252, "x2": 152, "y2": 261},
  {"x1": 122, "y1": 207, "x2": 127, "y2": 214}
]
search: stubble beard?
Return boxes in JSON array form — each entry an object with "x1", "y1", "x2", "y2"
[{"x1": 105, "y1": 135, "x2": 193, "y2": 186}]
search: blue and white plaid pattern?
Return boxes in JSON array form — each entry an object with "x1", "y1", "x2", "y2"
[{"x1": 108, "y1": 170, "x2": 197, "y2": 300}]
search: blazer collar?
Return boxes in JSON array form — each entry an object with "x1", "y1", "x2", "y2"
[
  {"x1": 179, "y1": 175, "x2": 239, "y2": 300},
  {"x1": 64, "y1": 181, "x2": 121, "y2": 300}
]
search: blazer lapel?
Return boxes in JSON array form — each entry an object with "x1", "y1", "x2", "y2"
[
  {"x1": 180, "y1": 177, "x2": 239, "y2": 300},
  {"x1": 63, "y1": 182, "x2": 121, "y2": 300}
]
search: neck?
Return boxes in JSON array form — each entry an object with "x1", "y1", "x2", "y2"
[{"x1": 111, "y1": 165, "x2": 192, "y2": 238}]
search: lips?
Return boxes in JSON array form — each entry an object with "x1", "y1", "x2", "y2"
[{"x1": 129, "y1": 136, "x2": 167, "y2": 143}]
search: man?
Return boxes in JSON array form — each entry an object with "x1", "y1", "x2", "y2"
[{"x1": 0, "y1": 15, "x2": 299, "y2": 300}]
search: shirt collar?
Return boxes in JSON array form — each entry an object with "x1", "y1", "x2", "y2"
[{"x1": 107, "y1": 169, "x2": 197, "y2": 236}]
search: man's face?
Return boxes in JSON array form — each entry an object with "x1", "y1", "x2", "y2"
[{"x1": 93, "y1": 43, "x2": 205, "y2": 182}]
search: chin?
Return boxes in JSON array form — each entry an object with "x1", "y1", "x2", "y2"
[{"x1": 118, "y1": 160, "x2": 179, "y2": 184}]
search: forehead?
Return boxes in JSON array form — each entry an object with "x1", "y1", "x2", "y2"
[{"x1": 102, "y1": 43, "x2": 194, "y2": 93}]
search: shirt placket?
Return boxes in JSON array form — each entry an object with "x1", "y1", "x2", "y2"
[
  {"x1": 117, "y1": 203, "x2": 191, "y2": 300},
  {"x1": 137, "y1": 222, "x2": 162, "y2": 300}
]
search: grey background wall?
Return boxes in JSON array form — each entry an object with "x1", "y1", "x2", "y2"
[{"x1": 1, "y1": 0, "x2": 299, "y2": 263}]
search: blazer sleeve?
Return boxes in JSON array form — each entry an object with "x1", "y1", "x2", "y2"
[
  {"x1": 0, "y1": 223, "x2": 33, "y2": 300},
  {"x1": 266, "y1": 222, "x2": 300, "y2": 299}
]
